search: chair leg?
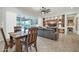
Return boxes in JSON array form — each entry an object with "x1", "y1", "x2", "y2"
[
  {"x1": 25, "y1": 44, "x2": 28, "y2": 52},
  {"x1": 3, "y1": 45, "x2": 8, "y2": 52},
  {"x1": 26, "y1": 47, "x2": 28, "y2": 52},
  {"x1": 3, "y1": 49, "x2": 8, "y2": 52},
  {"x1": 30, "y1": 46, "x2": 32, "y2": 51},
  {"x1": 35, "y1": 46, "x2": 37, "y2": 52},
  {"x1": 20, "y1": 44, "x2": 22, "y2": 52},
  {"x1": 34, "y1": 43, "x2": 37, "y2": 52}
]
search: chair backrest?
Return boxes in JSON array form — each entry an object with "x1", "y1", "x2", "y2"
[
  {"x1": 0, "y1": 28, "x2": 8, "y2": 46},
  {"x1": 14, "y1": 26, "x2": 21, "y2": 32},
  {"x1": 26, "y1": 27, "x2": 38, "y2": 45}
]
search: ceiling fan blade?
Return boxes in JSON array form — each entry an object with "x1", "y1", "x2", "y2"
[
  {"x1": 47, "y1": 9, "x2": 51, "y2": 12},
  {"x1": 40, "y1": 7, "x2": 51, "y2": 14}
]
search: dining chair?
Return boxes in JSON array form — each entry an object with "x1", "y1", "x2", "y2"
[
  {"x1": 0, "y1": 28, "x2": 14, "y2": 52},
  {"x1": 21, "y1": 27, "x2": 38, "y2": 52},
  {"x1": 14, "y1": 26, "x2": 21, "y2": 32}
]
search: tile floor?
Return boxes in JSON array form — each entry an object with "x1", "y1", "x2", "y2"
[{"x1": 0, "y1": 33, "x2": 79, "y2": 52}]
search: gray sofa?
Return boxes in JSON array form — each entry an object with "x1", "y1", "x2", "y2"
[{"x1": 38, "y1": 27, "x2": 59, "y2": 40}]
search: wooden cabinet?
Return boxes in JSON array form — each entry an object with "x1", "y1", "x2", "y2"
[
  {"x1": 43, "y1": 15, "x2": 65, "y2": 27},
  {"x1": 58, "y1": 15, "x2": 65, "y2": 27},
  {"x1": 43, "y1": 19, "x2": 57, "y2": 27},
  {"x1": 42, "y1": 15, "x2": 65, "y2": 33}
]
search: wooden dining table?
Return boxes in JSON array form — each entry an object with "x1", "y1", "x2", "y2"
[{"x1": 9, "y1": 30, "x2": 28, "y2": 52}]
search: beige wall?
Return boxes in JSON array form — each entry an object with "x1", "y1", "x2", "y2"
[
  {"x1": 38, "y1": 17, "x2": 43, "y2": 27},
  {"x1": 75, "y1": 14, "x2": 79, "y2": 36},
  {"x1": 5, "y1": 11, "x2": 17, "y2": 38}
]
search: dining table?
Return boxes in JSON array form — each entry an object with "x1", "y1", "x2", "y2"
[{"x1": 9, "y1": 30, "x2": 28, "y2": 52}]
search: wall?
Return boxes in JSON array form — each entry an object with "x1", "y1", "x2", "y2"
[
  {"x1": 0, "y1": 8, "x2": 2, "y2": 41},
  {"x1": 73, "y1": 15, "x2": 77, "y2": 33},
  {"x1": 78, "y1": 16, "x2": 79, "y2": 35},
  {"x1": 64, "y1": 14, "x2": 67, "y2": 35},
  {"x1": 38, "y1": 17, "x2": 43, "y2": 27},
  {"x1": 76, "y1": 14, "x2": 79, "y2": 35},
  {"x1": 0, "y1": 8, "x2": 6, "y2": 41},
  {"x1": 0, "y1": 8, "x2": 2, "y2": 25},
  {"x1": 0, "y1": 8, "x2": 3, "y2": 26},
  {"x1": 5, "y1": 7, "x2": 39, "y2": 17},
  {"x1": 5, "y1": 11, "x2": 17, "y2": 38}
]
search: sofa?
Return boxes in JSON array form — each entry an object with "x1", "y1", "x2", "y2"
[{"x1": 38, "y1": 27, "x2": 59, "y2": 40}]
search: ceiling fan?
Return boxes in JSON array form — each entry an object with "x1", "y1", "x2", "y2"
[{"x1": 40, "y1": 7, "x2": 51, "y2": 14}]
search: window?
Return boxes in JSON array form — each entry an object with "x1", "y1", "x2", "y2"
[
  {"x1": 16, "y1": 16, "x2": 38, "y2": 29},
  {"x1": 21, "y1": 20, "x2": 31, "y2": 29},
  {"x1": 16, "y1": 17, "x2": 21, "y2": 25}
]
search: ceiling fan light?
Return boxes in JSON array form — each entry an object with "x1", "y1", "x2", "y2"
[
  {"x1": 55, "y1": 16, "x2": 57, "y2": 19},
  {"x1": 41, "y1": 12, "x2": 45, "y2": 15},
  {"x1": 59, "y1": 16, "x2": 62, "y2": 19}
]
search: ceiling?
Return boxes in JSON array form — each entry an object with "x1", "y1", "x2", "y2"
[{"x1": 20, "y1": 7, "x2": 79, "y2": 17}]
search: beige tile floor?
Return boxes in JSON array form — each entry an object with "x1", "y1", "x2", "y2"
[{"x1": 0, "y1": 33, "x2": 79, "y2": 52}]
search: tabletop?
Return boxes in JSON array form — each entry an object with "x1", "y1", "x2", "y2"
[{"x1": 9, "y1": 30, "x2": 28, "y2": 39}]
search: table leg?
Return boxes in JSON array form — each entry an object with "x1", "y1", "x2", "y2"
[
  {"x1": 15, "y1": 38, "x2": 22, "y2": 52},
  {"x1": 9, "y1": 36, "x2": 14, "y2": 48}
]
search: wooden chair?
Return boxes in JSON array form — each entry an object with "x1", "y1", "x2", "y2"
[
  {"x1": 21, "y1": 27, "x2": 38, "y2": 52},
  {"x1": 14, "y1": 26, "x2": 21, "y2": 32},
  {"x1": 0, "y1": 28, "x2": 14, "y2": 52}
]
